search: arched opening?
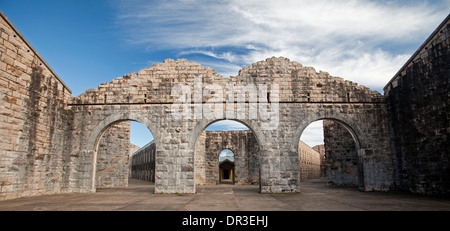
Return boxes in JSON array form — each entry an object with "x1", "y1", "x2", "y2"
[
  {"x1": 93, "y1": 119, "x2": 154, "y2": 190},
  {"x1": 193, "y1": 119, "x2": 261, "y2": 189},
  {"x1": 128, "y1": 121, "x2": 155, "y2": 183},
  {"x1": 299, "y1": 119, "x2": 363, "y2": 189},
  {"x1": 219, "y1": 149, "x2": 235, "y2": 184}
]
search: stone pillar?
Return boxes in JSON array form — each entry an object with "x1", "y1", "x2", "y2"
[
  {"x1": 259, "y1": 138, "x2": 300, "y2": 193},
  {"x1": 155, "y1": 113, "x2": 195, "y2": 194}
]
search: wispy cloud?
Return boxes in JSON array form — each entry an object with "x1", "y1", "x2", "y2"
[
  {"x1": 113, "y1": 0, "x2": 449, "y2": 90},
  {"x1": 300, "y1": 121, "x2": 324, "y2": 147}
]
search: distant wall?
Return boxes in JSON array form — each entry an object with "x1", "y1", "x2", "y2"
[
  {"x1": 312, "y1": 144, "x2": 326, "y2": 177},
  {"x1": 384, "y1": 15, "x2": 450, "y2": 197},
  {"x1": 298, "y1": 141, "x2": 321, "y2": 181},
  {"x1": 130, "y1": 141, "x2": 156, "y2": 182}
]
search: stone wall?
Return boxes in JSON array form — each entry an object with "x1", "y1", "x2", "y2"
[
  {"x1": 323, "y1": 120, "x2": 360, "y2": 187},
  {"x1": 384, "y1": 15, "x2": 450, "y2": 197},
  {"x1": 298, "y1": 141, "x2": 321, "y2": 181},
  {"x1": 67, "y1": 56, "x2": 392, "y2": 194},
  {"x1": 96, "y1": 121, "x2": 131, "y2": 188},
  {"x1": 0, "y1": 12, "x2": 72, "y2": 200},
  {"x1": 312, "y1": 144, "x2": 326, "y2": 177},
  {"x1": 129, "y1": 143, "x2": 140, "y2": 178}
]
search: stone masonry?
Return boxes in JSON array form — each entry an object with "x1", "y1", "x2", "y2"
[
  {"x1": 0, "y1": 12, "x2": 72, "y2": 200},
  {"x1": 384, "y1": 14, "x2": 450, "y2": 197},
  {"x1": 323, "y1": 120, "x2": 360, "y2": 187},
  {"x1": 298, "y1": 141, "x2": 321, "y2": 181},
  {"x1": 96, "y1": 121, "x2": 131, "y2": 188},
  {"x1": 0, "y1": 9, "x2": 393, "y2": 198},
  {"x1": 134, "y1": 129, "x2": 321, "y2": 185},
  {"x1": 312, "y1": 144, "x2": 326, "y2": 177},
  {"x1": 1, "y1": 10, "x2": 448, "y2": 200},
  {"x1": 68, "y1": 56, "x2": 391, "y2": 194}
]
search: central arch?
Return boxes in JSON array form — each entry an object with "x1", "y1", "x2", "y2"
[
  {"x1": 189, "y1": 118, "x2": 266, "y2": 151},
  {"x1": 191, "y1": 119, "x2": 266, "y2": 192}
]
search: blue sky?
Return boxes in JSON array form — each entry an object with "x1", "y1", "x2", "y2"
[{"x1": 1, "y1": 0, "x2": 449, "y2": 147}]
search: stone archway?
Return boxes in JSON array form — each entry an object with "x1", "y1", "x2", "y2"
[
  {"x1": 191, "y1": 119, "x2": 264, "y2": 190},
  {"x1": 189, "y1": 119, "x2": 267, "y2": 151},
  {"x1": 87, "y1": 112, "x2": 159, "y2": 192},
  {"x1": 293, "y1": 112, "x2": 371, "y2": 191},
  {"x1": 88, "y1": 112, "x2": 159, "y2": 150},
  {"x1": 292, "y1": 111, "x2": 364, "y2": 151}
]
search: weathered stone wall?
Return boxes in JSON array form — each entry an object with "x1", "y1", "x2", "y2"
[
  {"x1": 0, "y1": 12, "x2": 72, "y2": 200},
  {"x1": 67, "y1": 56, "x2": 393, "y2": 194},
  {"x1": 96, "y1": 121, "x2": 130, "y2": 188},
  {"x1": 131, "y1": 141, "x2": 156, "y2": 182},
  {"x1": 298, "y1": 141, "x2": 321, "y2": 181},
  {"x1": 129, "y1": 143, "x2": 140, "y2": 178},
  {"x1": 384, "y1": 15, "x2": 450, "y2": 197},
  {"x1": 312, "y1": 144, "x2": 326, "y2": 177},
  {"x1": 323, "y1": 120, "x2": 360, "y2": 187}
]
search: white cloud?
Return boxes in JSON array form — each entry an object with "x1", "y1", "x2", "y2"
[
  {"x1": 114, "y1": 0, "x2": 449, "y2": 91},
  {"x1": 300, "y1": 121, "x2": 324, "y2": 147}
]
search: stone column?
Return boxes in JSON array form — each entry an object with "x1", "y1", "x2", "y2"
[{"x1": 155, "y1": 109, "x2": 195, "y2": 194}]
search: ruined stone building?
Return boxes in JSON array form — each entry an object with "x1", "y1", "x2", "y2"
[{"x1": 0, "y1": 10, "x2": 448, "y2": 200}]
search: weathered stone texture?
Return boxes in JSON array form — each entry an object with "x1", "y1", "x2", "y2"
[
  {"x1": 312, "y1": 144, "x2": 326, "y2": 177},
  {"x1": 65, "y1": 56, "x2": 393, "y2": 194},
  {"x1": 298, "y1": 141, "x2": 321, "y2": 181},
  {"x1": 96, "y1": 121, "x2": 130, "y2": 188},
  {"x1": 0, "y1": 12, "x2": 72, "y2": 200},
  {"x1": 323, "y1": 120, "x2": 360, "y2": 187},
  {"x1": 128, "y1": 143, "x2": 140, "y2": 178},
  {"x1": 384, "y1": 15, "x2": 450, "y2": 197}
]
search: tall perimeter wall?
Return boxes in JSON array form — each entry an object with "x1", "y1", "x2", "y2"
[
  {"x1": 384, "y1": 14, "x2": 450, "y2": 197},
  {"x1": 0, "y1": 12, "x2": 72, "y2": 200}
]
